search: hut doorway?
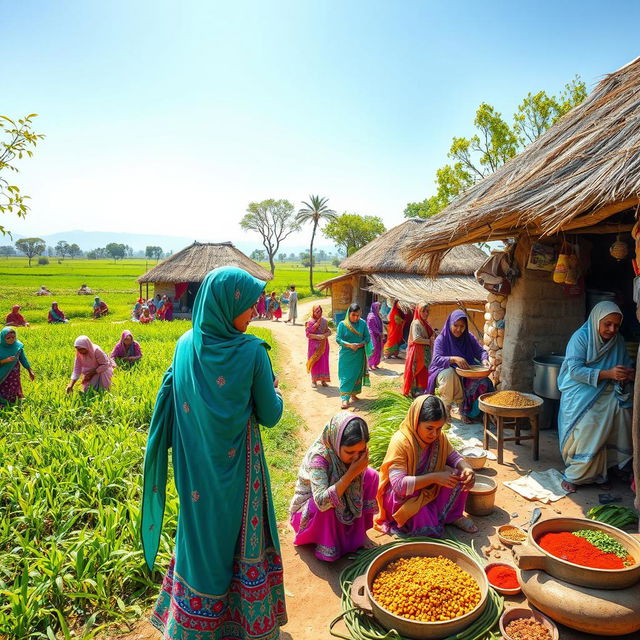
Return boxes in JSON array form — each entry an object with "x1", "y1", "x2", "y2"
[{"x1": 187, "y1": 282, "x2": 201, "y2": 310}]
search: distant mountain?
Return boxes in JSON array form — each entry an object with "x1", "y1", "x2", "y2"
[{"x1": 15, "y1": 230, "x2": 337, "y2": 256}]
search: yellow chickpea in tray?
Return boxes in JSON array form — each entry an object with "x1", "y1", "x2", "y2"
[{"x1": 371, "y1": 556, "x2": 481, "y2": 623}]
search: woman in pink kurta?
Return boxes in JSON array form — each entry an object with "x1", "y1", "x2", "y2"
[
  {"x1": 65, "y1": 335, "x2": 115, "y2": 393},
  {"x1": 306, "y1": 305, "x2": 331, "y2": 386}
]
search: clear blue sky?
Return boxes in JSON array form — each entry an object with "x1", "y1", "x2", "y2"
[{"x1": 3, "y1": 0, "x2": 639, "y2": 247}]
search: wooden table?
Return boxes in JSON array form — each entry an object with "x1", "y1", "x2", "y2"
[{"x1": 479, "y1": 392, "x2": 543, "y2": 465}]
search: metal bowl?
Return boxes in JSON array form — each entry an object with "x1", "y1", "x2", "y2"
[
  {"x1": 350, "y1": 542, "x2": 489, "y2": 639},
  {"x1": 456, "y1": 365, "x2": 491, "y2": 379}
]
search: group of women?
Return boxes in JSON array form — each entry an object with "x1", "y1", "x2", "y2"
[
  {"x1": 140, "y1": 267, "x2": 479, "y2": 640},
  {"x1": 4, "y1": 297, "x2": 111, "y2": 325},
  {"x1": 255, "y1": 288, "x2": 298, "y2": 323},
  {"x1": 0, "y1": 326, "x2": 143, "y2": 404},
  {"x1": 132, "y1": 294, "x2": 174, "y2": 323}
]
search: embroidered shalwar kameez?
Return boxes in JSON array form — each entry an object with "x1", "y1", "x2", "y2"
[{"x1": 142, "y1": 267, "x2": 287, "y2": 639}]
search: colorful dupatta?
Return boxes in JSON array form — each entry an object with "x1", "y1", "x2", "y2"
[
  {"x1": 0, "y1": 327, "x2": 24, "y2": 385},
  {"x1": 403, "y1": 302, "x2": 434, "y2": 396},
  {"x1": 290, "y1": 412, "x2": 365, "y2": 526},
  {"x1": 375, "y1": 395, "x2": 452, "y2": 528},
  {"x1": 384, "y1": 302, "x2": 405, "y2": 355}
]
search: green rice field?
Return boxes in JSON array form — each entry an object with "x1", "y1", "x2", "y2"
[{"x1": 0, "y1": 258, "x2": 311, "y2": 638}]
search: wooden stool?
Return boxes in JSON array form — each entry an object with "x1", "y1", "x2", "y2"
[{"x1": 479, "y1": 392, "x2": 542, "y2": 465}]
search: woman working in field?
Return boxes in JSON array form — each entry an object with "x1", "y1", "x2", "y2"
[
  {"x1": 384, "y1": 300, "x2": 405, "y2": 358},
  {"x1": 558, "y1": 301, "x2": 635, "y2": 493},
  {"x1": 110, "y1": 330, "x2": 142, "y2": 364},
  {"x1": 66, "y1": 336, "x2": 115, "y2": 393},
  {"x1": 5, "y1": 305, "x2": 29, "y2": 327},
  {"x1": 48, "y1": 302, "x2": 68, "y2": 324},
  {"x1": 336, "y1": 303, "x2": 372, "y2": 409},
  {"x1": 306, "y1": 304, "x2": 331, "y2": 387},
  {"x1": 139, "y1": 306, "x2": 153, "y2": 324},
  {"x1": 376, "y1": 395, "x2": 477, "y2": 536},
  {"x1": 403, "y1": 301, "x2": 434, "y2": 397},
  {"x1": 427, "y1": 310, "x2": 493, "y2": 423},
  {"x1": 92, "y1": 297, "x2": 109, "y2": 318},
  {"x1": 141, "y1": 267, "x2": 286, "y2": 640},
  {"x1": 290, "y1": 413, "x2": 378, "y2": 561},
  {"x1": 0, "y1": 327, "x2": 35, "y2": 406}
]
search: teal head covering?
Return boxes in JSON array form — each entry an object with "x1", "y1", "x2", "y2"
[{"x1": 0, "y1": 327, "x2": 24, "y2": 384}]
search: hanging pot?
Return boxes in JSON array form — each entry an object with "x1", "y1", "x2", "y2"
[{"x1": 610, "y1": 235, "x2": 629, "y2": 260}]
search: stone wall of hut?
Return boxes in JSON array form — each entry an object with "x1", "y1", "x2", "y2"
[
  {"x1": 497, "y1": 239, "x2": 585, "y2": 392},
  {"x1": 483, "y1": 293, "x2": 507, "y2": 386}
]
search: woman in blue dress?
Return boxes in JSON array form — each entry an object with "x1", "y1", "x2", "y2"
[{"x1": 142, "y1": 267, "x2": 287, "y2": 639}]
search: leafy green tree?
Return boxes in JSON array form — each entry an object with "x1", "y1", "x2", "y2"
[
  {"x1": 278, "y1": 252, "x2": 287, "y2": 262},
  {"x1": 55, "y1": 240, "x2": 70, "y2": 260},
  {"x1": 0, "y1": 114, "x2": 44, "y2": 235},
  {"x1": 15, "y1": 237, "x2": 46, "y2": 266},
  {"x1": 105, "y1": 242, "x2": 126, "y2": 262},
  {"x1": 240, "y1": 199, "x2": 299, "y2": 274},
  {"x1": 145, "y1": 245, "x2": 163, "y2": 261},
  {"x1": 250, "y1": 248, "x2": 266, "y2": 261},
  {"x1": 296, "y1": 195, "x2": 337, "y2": 293},
  {"x1": 405, "y1": 76, "x2": 587, "y2": 218},
  {"x1": 0, "y1": 245, "x2": 16, "y2": 257},
  {"x1": 69, "y1": 243, "x2": 82, "y2": 259},
  {"x1": 288, "y1": 252, "x2": 297, "y2": 262},
  {"x1": 323, "y1": 213, "x2": 386, "y2": 256}
]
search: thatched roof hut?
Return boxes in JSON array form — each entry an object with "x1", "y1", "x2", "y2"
[
  {"x1": 403, "y1": 57, "x2": 640, "y2": 275},
  {"x1": 137, "y1": 242, "x2": 272, "y2": 316},
  {"x1": 317, "y1": 220, "x2": 487, "y2": 331},
  {"x1": 138, "y1": 241, "x2": 273, "y2": 284},
  {"x1": 396, "y1": 58, "x2": 640, "y2": 395}
]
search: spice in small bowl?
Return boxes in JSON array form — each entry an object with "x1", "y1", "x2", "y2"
[
  {"x1": 484, "y1": 562, "x2": 521, "y2": 595},
  {"x1": 498, "y1": 524, "x2": 527, "y2": 545},
  {"x1": 499, "y1": 608, "x2": 559, "y2": 640}
]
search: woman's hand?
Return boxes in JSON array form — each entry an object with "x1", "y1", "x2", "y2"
[
  {"x1": 450, "y1": 356, "x2": 469, "y2": 369},
  {"x1": 459, "y1": 467, "x2": 475, "y2": 490},
  {"x1": 604, "y1": 365, "x2": 635, "y2": 382},
  {"x1": 28, "y1": 370, "x2": 35, "y2": 381},
  {"x1": 349, "y1": 449, "x2": 369, "y2": 477},
  {"x1": 273, "y1": 376, "x2": 279, "y2": 388},
  {"x1": 1, "y1": 356, "x2": 16, "y2": 364},
  {"x1": 431, "y1": 470, "x2": 459, "y2": 488},
  {"x1": 65, "y1": 382, "x2": 74, "y2": 394}
]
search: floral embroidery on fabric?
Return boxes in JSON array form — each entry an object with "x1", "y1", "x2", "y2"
[
  {"x1": 191, "y1": 490, "x2": 200, "y2": 502},
  {"x1": 228, "y1": 448, "x2": 236, "y2": 458},
  {"x1": 235, "y1": 289, "x2": 241, "y2": 300},
  {"x1": 217, "y1": 376, "x2": 226, "y2": 387},
  {"x1": 253, "y1": 479, "x2": 260, "y2": 491},
  {"x1": 182, "y1": 402, "x2": 190, "y2": 413}
]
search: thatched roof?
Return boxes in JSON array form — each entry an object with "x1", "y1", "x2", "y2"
[
  {"x1": 403, "y1": 57, "x2": 640, "y2": 273},
  {"x1": 137, "y1": 242, "x2": 273, "y2": 284},
  {"x1": 340, "y1": 220, "x2": 487, "y2": 275},
  {"x1": 365, "y1": 273, "x2": 487, "y2": 307}
]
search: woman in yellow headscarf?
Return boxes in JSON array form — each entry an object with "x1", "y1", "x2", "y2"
[{"x1": 375, "y1": 395, "x2": 477, "y2": 536}]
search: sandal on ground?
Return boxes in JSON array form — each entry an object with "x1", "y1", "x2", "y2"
[
  {"x1": 321, "y1": 381, "x2": 328, "y2": 387},
  {"x1": 451, "y1": 517, "x2": 478, "y2": 534}
]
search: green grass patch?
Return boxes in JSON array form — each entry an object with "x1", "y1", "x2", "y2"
[{"x1": 0, "y1": 320, "x2": 299, "y2": 638}]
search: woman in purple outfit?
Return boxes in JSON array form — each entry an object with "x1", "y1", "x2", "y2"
[
  {"x1": 427, "y1": 309, "x2": 493, "y2": 423},
  {"x1": 366, "y1": 302, "x2": 384, "y2": 370},
  {"x1": 290, "y1": 413, "x2": 379, "y2": 561}
]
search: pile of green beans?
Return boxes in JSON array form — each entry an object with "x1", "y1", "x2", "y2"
[
  {"x1": 572, "y1": 529, "x2": 632, "y2": 561},
  {"x1": 329, "y1": 536, "x2": 503, "y2": 640}
]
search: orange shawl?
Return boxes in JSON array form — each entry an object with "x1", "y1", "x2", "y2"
[{"x1": 375, "y1": 395, "x2": 452, "y2": 528}]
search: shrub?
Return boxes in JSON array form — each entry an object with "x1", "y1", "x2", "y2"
[{"x1": 37, "y1": 256, "x2": 49, "y2": 265}]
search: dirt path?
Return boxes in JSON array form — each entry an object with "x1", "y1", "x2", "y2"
[{"x1": 101, "y1": 299, "x2": 638, "y2": 640}]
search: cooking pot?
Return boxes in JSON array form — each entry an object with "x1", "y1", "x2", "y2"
[{"x1": 532, "y1": 355, "x2": 564, "y2": 400}]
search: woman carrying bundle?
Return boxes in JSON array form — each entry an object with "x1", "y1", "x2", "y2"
[
  {"x1": 66, "y1": 336, "x2": 115, "y2": 393},
  {"x1": 336, "y1": 303, "x2": 372, "y2": 409},
  {"x1": 306, "y1": 305, "x2": 331, "y2": 387},
  {"x1": 111, "y1": 330, "x2": 143, "y2": 364},
  {"x1": 428, "y1": 310, "x2": 493, "y2": 423},
  {"x1": 558, "y1": 301, "x2": 635, "y2": 493},
  {"x1": 290, "y1": 413, "x2": 379, "y2": 561},
  {"x1": 403, "y1": 302, "x2": 434, "y2": 397},
  {"x1": 375, "y1": 395, "x2": 477, "y2": 537},
  {"x1": 0, "y1": 327, "x2": 35, "y2": 406},
  {"x1": 384, "y1": 300, "x2": 405, "y2": 359}
]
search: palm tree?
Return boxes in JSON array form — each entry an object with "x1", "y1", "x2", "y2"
[{"x1": 296, "y1": 195, "x2": 337, "y2": 294}]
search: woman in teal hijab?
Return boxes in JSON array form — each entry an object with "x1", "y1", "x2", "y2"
[
  {"x1": 141, "y1": 267, "x2": 286, "y2": 639},
  {"x1": 336, "y1": 303, "x2": 372, "y2": 409},
  {"x1": 0, "y1": 327, "x2": 35, "y2": 405}
]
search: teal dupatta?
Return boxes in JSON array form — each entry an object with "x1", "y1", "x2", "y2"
[
  {"x1": 0, "y1": 327, "x2": 27, "y2": 385},
  {"x1": 141, "y1": 267, "x2": 286, "y2": 638}
]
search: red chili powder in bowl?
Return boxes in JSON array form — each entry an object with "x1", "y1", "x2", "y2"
[
  {"x1": 537, "y1": 532, "x2": 625, "y2": 569},
  {"x1": 486, "y1": 565, "x2": 519, "y2": 589}
]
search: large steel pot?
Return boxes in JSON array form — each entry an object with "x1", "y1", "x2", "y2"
[
  {"x1": 513, "y1": 517, "x2": 640, "y2": 590},
  {"x1": 350, "y1": 542, "x2": 489, "y2": 639},
  {"x1": 532, "y1": 355, "x2": 565, "y2": 400}
]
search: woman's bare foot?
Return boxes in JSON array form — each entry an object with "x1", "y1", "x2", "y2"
[
  {"x1": 321, "y1": 381, "x2": 328, "y2": 387},
  {"x1": 561, "y1": 480, "x2": 577, "y2": 493},
  {"x1": 341, "y1": 401, "x2": 349, "y2": 410},
  {"x1": 452, "y1": 516, "x2": 478, "y2": 533},
  {"x1": 351, "y1": 395, "x2": 359, "y2": 402},
  {"x1": 311, "y1": 381, "x2": 317, "y2": 388}
]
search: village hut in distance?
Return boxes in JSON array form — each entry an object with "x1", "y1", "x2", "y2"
[
  {"x1": 317, "y1": 219, "x2": 488, "y2": 333},
  {"x1": 137, "y1": 241, "x2": 273, "y2": 316}
]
